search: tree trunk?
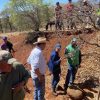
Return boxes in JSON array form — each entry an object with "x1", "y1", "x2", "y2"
[{"x1": 0, "y1": 19, "x2": 3, "y2": 33}]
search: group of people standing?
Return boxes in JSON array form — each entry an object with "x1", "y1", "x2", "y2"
[
  {"x1": 0, "y1": 35, "x2": 81, "y2": 100},
  {"x1": 27, "y1": 36, "x2": 81, "y2": 99},
  {"x1": 54, "y1": 0, "x2": 99, "y2": 30}
]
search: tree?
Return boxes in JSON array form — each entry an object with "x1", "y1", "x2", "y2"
[{"x1": 6, "y1": 0, "x2": 53, "y2": 31}]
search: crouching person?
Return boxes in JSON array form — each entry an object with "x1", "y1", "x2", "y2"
[
  {"x1": 0, "y1": 50, "x2": 30, "y2": 100},
  {"x1": 48, "y1": 43, "x2": 61, "y2": 96}
]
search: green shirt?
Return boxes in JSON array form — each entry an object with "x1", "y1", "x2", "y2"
[
  {"x1": 65, "y1": 44, "x2": 80, "y2": 66},
  {"x1": 96, "y1": 9, "x2": 100, "y2": 16},
  {"x1": 0, "y1": 61, "x2": 30, "y2": 100}
]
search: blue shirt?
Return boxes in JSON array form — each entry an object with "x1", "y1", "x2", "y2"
[{"x1": 48, "y1": 51, "x2": 61, "y2": 74}]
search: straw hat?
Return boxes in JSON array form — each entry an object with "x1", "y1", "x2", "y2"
[{"x1": 33, "y1": 37, "x2": 46, "y2": 45}]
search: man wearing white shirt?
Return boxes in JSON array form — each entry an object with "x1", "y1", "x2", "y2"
[{"x1": 27, "y1": 37, "x2": 47, "y2": 100}]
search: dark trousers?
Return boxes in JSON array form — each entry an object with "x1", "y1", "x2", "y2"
[
  {"x1": 64, "y1": 65, "x2": 78, "y2": 90},
  {"x1": 52, "y1": 74, "x2": 60, "y2": 92},
  {"x1": 55, "y1": 19, "x2": 62, "y2": 30}
]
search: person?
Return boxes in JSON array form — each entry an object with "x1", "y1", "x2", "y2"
[
  {"x1": 66, "y1": 0, "x2": 75, "y2": 29},
  {"x1": 1, "y1": 36, "x2": 15, "y2": 53},
  {"x1": 66, "y1": 0, "x2": 74, "y2": 13},
  {"x1": 82, "y1": 0, "x2": 93, "y2": 29},
  {"x1": 55, "y1": 2, "x2": 63, "y2": 30},
  {"x1": 27, "y1": 37, "x2": 47, "y2": 100},
  {"x1": 48, "y1": 43, "x2": 61, "y2": 96},
  {"x1": 0, "y1": 50, "x2": 30, "y2": 100},
  {"x1": 64, "y1": 38, "x2": 81, "y2": 92},
  {"x1": 96, "y1": 9, "x2": 100, "y2": 28}
]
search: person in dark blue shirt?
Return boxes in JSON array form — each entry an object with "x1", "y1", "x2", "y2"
[{"x1": 48, "y1": 43, "x2": 61, "y2": 95}]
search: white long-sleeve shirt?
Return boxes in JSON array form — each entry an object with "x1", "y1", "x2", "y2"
[{"x1": 27, "y1": 46, "x2": 46, "y2": 79}]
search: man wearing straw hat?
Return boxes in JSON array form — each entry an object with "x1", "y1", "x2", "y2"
[
  {"x1": 27, "y1": 37, "x2": 47, "y2": 100},
  {"x1": 64, "y1": 38, "x2": 81, "y2": 93},
  {"x1": 0, "y1": 50, "x2": 30, "y2": 100}
]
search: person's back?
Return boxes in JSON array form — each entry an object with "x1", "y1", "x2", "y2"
[
  {"x1": 0, "y1": 51, "x2": 30, "y2": 100},
  {"x1": 0, "y1": 61, "x2": 28, "y2": 100}
]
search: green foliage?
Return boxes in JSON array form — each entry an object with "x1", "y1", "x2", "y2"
[{"x1": 5, "y1": 0, "x2": 53, "y2": 31}]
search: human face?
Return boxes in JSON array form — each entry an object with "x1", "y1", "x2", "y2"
[
  {"x1": 0, "y1": 61, "x2": 12, "y2": 73},
  {"x1": 40, "y1": 43, "x2": 46, "y2": 50},
  {"x1": 72, "y1": 41, "x2": 77, "y2": 47},
  {"x1": 55, "y1": 48, "x2": 61, "y2": 52}
]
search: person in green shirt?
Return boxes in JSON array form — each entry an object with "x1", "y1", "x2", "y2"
[
  {"x1": 64, "y1": 38, "x2": 81, "y2": 92},
  {"x1": 96, "y1": 9, "x2": 100, "y2": 28},
  {"x1": 0, "y1": 50, "x2": 30, "y2": 100}
]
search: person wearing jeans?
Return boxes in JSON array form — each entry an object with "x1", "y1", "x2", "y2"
[
  {"x1": 48, "y1": 43, "x2": 61, "y2": 96},
  {"x1": 64, "y1": 64, "x2": 78, "y2": 88},
  {"x1": 33, "y1": 77, "x2": 45, "y2": 100},
  {"x1": 64, "y1": 38, "x2": 81, "y2": 92},
  {"x1": 27, "y1": 37, "x2": 47, "y2": 100}
]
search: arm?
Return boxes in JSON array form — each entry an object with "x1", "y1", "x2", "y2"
[
  {"x1": 12, "y1": 63, "x2": 30, "y2": 93},
  {"x1": 79, "y1": 50, "x2": 82, "y2": 65},
  {"x1": 35, "y1": 68, "x2": 44, "y2": 82},
  {"x1": 65, "y1": 48, "x2": 69, "y2": 58},
  {"x1": 65, "y1": 48, "x2": 74, "y2": 58},
  {"x1": 7, "y1": 41, "x2": 15, "y2": 52},
  {"x1": 51, "y1": 53, "x2": 61, "y2": 66}
]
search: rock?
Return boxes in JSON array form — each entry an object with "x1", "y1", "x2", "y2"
[{"x1": 67, "y1": 85, "x2": 84, "y2": 100}]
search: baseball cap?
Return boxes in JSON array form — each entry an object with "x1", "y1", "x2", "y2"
[
  {"x1": 2, "y1": 36, "x2": 7, "y2": 41},
  {"x1": 0, "y1": 50, "x2": 16, "y2": 64},
  {"x1": 54, "y1": 43, "x2": 61, "y2": 49}
]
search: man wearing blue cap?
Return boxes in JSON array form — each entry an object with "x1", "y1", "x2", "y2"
[
  {"x1": 48, "y1": 43, "x2": 61, "y2": 95},
  {"x1": 64, "y1": 38, "x2": 81, "y2": 92}
]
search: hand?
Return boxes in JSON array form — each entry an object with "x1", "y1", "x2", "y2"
[
  {"x1": 78, "y1": 65, "x2": 81, "y2": 68},
  {"x1": 68, "y1": 53, "x2": 74, "y2": 58},
  {"x1": 38, "y1": 75, "x2": 45, "y2": 83},
  {"x1": 12, "y1": 82, "x2": 25, "y2": 93},
  {"x1": 49, "y1": 71, "x2": 52, "y2": 75},
  {"x1": 59, "y1": 58, "x2": 62, "y2": 61},
  {"x1": 59, "y1": 73, "x2": 61, "y2": 77}
]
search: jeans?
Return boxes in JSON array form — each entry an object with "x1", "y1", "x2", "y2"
[
  {"x1": 52, "y1": 74, "x2": 60, "y2": 92},
  {"x1": 64, "y1": 65, "x2": 78, "y2": 90},
  {"x1": 33, "y1": 77, "x2": 45, "y2": 100}
]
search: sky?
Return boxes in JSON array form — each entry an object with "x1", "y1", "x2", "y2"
[{"x1": 0, "y1": 0, "x2": 78, "y2": 12}]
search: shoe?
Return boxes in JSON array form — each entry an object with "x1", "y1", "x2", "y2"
[
  {"x1": 64, "y1": 89, "x2": 67, "y2": 95},
  {"x1": 52, "y1": 90, "x2": 58, "y2": 96},
  {"x1": 68, "y1": 83, "x2": 74, "y2": 89}
]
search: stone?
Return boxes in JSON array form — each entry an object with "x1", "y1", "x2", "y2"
[{"x1": 67, "y1": 85, "x2": 84, "y2": 100}]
